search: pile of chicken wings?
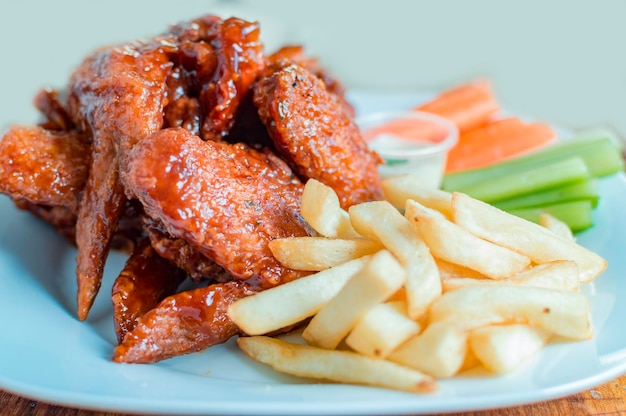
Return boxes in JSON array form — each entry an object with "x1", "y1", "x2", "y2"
[{"x1": 0, "y1": 14, "x2": 382, "y2": 363}]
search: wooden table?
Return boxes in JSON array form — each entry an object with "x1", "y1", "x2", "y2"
[{"x1": 1, "y1": 374, "x2": 624, "y2": 416}]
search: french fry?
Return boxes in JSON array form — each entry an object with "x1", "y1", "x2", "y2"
[
  {"x1": 345, "y1": 301, "x2": 421, "y2": 359},
  {"x1": 234, "y1": 175, "x2": 606, "y2": 391},
  {"x1": 228, "y1": 256, "x2": 370, "y2": 335},
  {"x1": 302, "y1": 250, "x2": 406, "y2": 349},
  {"x1": 237, "y1": 336, "x2": 437, "y2": 393},
  {"x1": 348, "y1": 201, "x2": 441, "y2": 319},
  {"x1": 388, "y1": 321, "x2": 468, "y2": 379},
  {"x1": 539, "y1": 212, "x2": 575, "y2": 241},
  {"x1": 469, "y1": 324, "x2": 551, "y2": 373},
  {"x1": 459, "y1": 347, "x2": 482, "y2": 372},
  {"x1": 436, "y1": 259, "x2": 488, "y2": 281},
  {"x1": 300, "y1": 179, "x2": 360, "y2": 238},
  {"x1": 442, "y1": 260, "x2": 580, "y2": 293},
  {"x1": 451, "y1": 192, "x2": 607, "y2": 282},
  {"x1": 429, "y1": 286, "x2": 593, "y2": 340},
  {"x1": 381, "y1": 174, "x2": 453, "y2": 218},
  {"x1": 269, "y1": 237, "x2": 382, "y2": 271},
  {"x1": 405, "y1": 200, "x2": 531, "y2": 279}
]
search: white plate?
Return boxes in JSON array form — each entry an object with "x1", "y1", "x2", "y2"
[{"x1": 1, "y1": 89, "x2": 626, "y2": 415}]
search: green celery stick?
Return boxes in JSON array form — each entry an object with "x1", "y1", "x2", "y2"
[
  {"x1": 508, "y1": 200, "x2": 594, "y2": 232},
  {"x1": 458, "y1": 157, "x2": 590, "y2": 203},
  {"x1": 443, "y1": 134, "x2": 624, "y2": 192},
  {"x1": 493, "y1": 178, "x2": 599, "y2": 210}
]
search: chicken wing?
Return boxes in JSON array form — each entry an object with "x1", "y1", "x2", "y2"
[
  {"x1": 113, "y1": 280, "x2": 256, "y2": 363},
  {"x1": 123, "y1": 127, "x2": 312, "y2": 289},
  {"x1": 67, "y1": 43, "x2": 172, "y2": 320},
  {"x1": 166, "y1": 15, "x2": 265, "y2": 141},
  {"x1": 112, "y1": 238, "x2": 186, "y2": 343},
  {"x1": 253, "y1": 64, "x2": 383, "y2": 209},
  {"x1": 0, "y1": 125, "x2": 89, "y2": 211}
]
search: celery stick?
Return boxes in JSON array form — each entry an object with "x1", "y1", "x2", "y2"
[
  {"x1": 458, "y1": 157, "x2": 590, "y2": 203},
  {"x1": 443, "y1": 135, "x2": 624, "y2": 191},
  {"x1": 508, "y1": 200, "x2": 594, "y2": 232},
  {"x1": 493, "y1": 178, "x2": 599, "y2": 210}
]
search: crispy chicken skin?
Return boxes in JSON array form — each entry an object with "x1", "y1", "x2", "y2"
[
  {"x1": 67, "y1": 43, "x2": 172, "y2": 320},
  {"x1": 113, "y1": 280, "x2": 256, "y2": 363},
  {"x1": 0, "y1": 126, "x2": 89, "y2": 211},
  {"x1": 122, "y1": 127, "x2": 312, "y2": 289},
  {"x1": 253, "y1": 64, "x2": 383, "y2": 209}
]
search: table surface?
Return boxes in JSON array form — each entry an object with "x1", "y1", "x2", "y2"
[{"x1": 1, "y1": 374, "x2": 624, "y2": 416}]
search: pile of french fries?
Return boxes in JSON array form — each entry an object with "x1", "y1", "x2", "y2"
[{"x1": 228, "y1": 174, "x2": 607, "y2": 393}]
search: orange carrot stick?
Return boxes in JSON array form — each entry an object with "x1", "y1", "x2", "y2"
[
  {"x1": 444, "y1": 117, "x2": 556, "y2": 173},
  {"x1": 416, "y1": 79, "x2": 500, "y2": 133}
]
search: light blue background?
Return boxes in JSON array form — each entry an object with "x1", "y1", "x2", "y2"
[{"x1": 1, "y1": 0, "x2": 624, "y2": 136}]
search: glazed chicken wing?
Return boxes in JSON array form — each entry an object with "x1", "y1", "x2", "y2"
[
  {"x1": 113, "y1": 280, "x2": 256, "y2": 363},
  {"x1": 253, "y1": 64, "x2": 382, "y2": 209},
  {"x1": 0, "y1": 13, "x2": 384, "y2": 363},
  {"x1": 165, "y1": 15, "x2": 265, "y2": 141},
  {"x1": 67, "y1": 43, "x2": 172, "y2": 320},
  {"x1": 112, "y1": 238, "x2": 186, "y2": 343},
  {"x1": 122, "y1": 127, "x2": 312, "y2": 289},
  {"x1": 0, "y1": 125, "x2": 89, "y2": 212}
]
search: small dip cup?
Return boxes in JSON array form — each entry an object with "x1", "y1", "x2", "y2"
[{"x1": 358, "y1": 110, "x2": 459, "y2": 189}]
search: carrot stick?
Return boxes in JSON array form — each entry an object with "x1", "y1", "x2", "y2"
[
  {"x1": 416, "y1": 79, "x2": 500, "y2": 133},
  {"x1": 444, "y1": 117, "x2": 556, "y2": 173}
]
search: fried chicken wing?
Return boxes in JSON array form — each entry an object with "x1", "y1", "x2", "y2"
[
  {"x1": 253, "y1": 64, "x2": 383, "y2": 209},
  {"x1": 112, "y1": 238, "x2": 186, "y2": 343},
  {"x1": 123, "y1": 127, "x2": 312, "y2": 288},
  {"x1": 113, "y1": 280, "x2": 256, "y2": 363},
  {"x1": 3, "y1": 13, "x2": 384, "y2": 363},
  {"x1": 67, "y1": 43, "x2": 172, "y2": 320},
  {"x1": 0, "y1": 125, "x2": 89, "y2": 211},
  {"x1": 226, "y1": 45, "x2": 355, "y2": 147}
]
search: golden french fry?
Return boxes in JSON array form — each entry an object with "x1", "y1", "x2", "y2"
[
  {"x1": 436, "y1": 259, "x2": 489, "y2": 280},
  {"x1": 388, "y1": 321, "x2": 468, "y2": 379},
  {"x1": 469, "y1": 324, "x2": 551, "y2": 373},
  {"x1": 300, "y1": 179, "x2": 360, "y2": 238},
  {"x1": 345, "y1": 301, "x2": 421, "y2": 359},
  {"x1": 237, "y1": 336, "x2": 437, "y2": 393},
  {"x1": 302, "y1": 250, "x2": 406, "y2": 349},
  {"x1": 452, "y1": 192, "x2": 607, "y2": 282},
  {"x1": 382, "y1": 174, "x2": 453, "y2": 218},
  {"x1": 442, "y1": 260, "x2": 580, "y2": 293},
  {"x1": 269, "y1": 237, "x2": 382, "y2": 271},
  {"x1": 429, "y1": 286, "x2": 593, "y2": 340},
  {"x1": 228, "y1": 256, "x2": 370, "y2": 335},
  {"x1": 348, "y1": 201, "x2": 441, "y2": 319},
  {"x1": 405, "y1": 200, "x2": 531, "y2": 279},
  {"x1": 459, "y1": 346, "x2": 482, "y2": 372},
  {"x1": 539, "y1": 213, "x2": 575, "y2": 242}
]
